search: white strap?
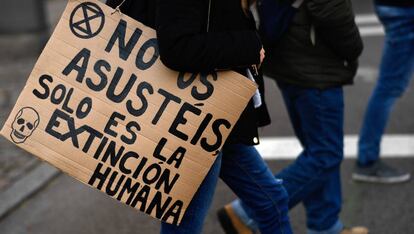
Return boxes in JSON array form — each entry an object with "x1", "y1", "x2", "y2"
[{"x1": 246, "y1": 69, "x2": 262, "y2": 108}]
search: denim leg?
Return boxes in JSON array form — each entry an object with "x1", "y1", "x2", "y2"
[
  {"x1": 304, "y1": 167, "x2": 343, "y2": 233},
  {"x1": 358, "y1": 6, "x2": 414, "y2": 166},
  {"x1": 307, "y1": 220, "x2": 343, "y2": 234},
  {"x1": 220, "y1": 144, "x2": 292, "y2": 234},
  {"x1": 277, "y1": 84, "x2": 344, "y2": 231},
  {"x1": 236, "y1": 84, "x2": 344, "y2": 232},
  {"x1": 160, "y1": 154, "x2": 222, "y2": 234},
  {"x1": 279, "y1": 83, "x2": 307, "y2": 147}
]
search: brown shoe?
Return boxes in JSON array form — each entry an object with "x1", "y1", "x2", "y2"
[
  {"x1": 217, "y1": 204, "x2": 254, "y2": 234},
  {"x1": 341, "y1": 226, "x2": 369, "y2": 234}
]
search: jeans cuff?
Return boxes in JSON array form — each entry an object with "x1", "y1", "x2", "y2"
[
  {"x1": 231, "y1": 200, "x2": 259, "y2": 231},
  {"x1": 307, "y1": 220, "x2": 343, "y2": 234}
]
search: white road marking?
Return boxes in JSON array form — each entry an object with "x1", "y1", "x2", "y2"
[
  {"x1": 256, "y1": 134, "x2": 414, "y2": 159},
  {"x1": 355, "y1": 14, "x2": 380, "y2": 25},
  {"x1": 355, "y1": 67, "x2": 378, "y2": 83},
  {"x1": 359, "y1": 26, "x2": 385, "y2": 37},
  {"x1": 355, "y1": 13, "x2": 385, "y2": 37}
]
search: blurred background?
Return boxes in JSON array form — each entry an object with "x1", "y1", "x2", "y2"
[{"x1": 0, "y1": 0, "x2": 413, "y2": 233}]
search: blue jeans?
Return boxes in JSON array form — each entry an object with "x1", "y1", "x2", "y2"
[
  {"x1": 235, "y1": 82, "x2": 345, "y2": 234},
  {"x1": 358, "y1": 5, "x2": 414, "y2": 166},
  {"x1": 160, "y1": 143, "x2": 292, "y2": 234}
]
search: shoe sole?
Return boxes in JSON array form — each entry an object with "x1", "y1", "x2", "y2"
[
  {"x1": 341, "y1": 226, "x2": 369, "y2": 234},
  {"x1": 217, "y1": 205, "x2": 254, "y2": 234},
  {"x1": 352, "y1": 173, "x2": 411, "y2": 184},
  {"x1": 217, "y1": 208, "x2": 238, "y2": 234}
]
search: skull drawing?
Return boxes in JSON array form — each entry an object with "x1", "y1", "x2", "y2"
[{"x1": 10, "y1": 107, "x2": 40, "y2": 144}]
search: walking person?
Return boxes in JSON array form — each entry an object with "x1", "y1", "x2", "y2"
[
  {"x1": 353, "y1": 0, "x2": 414, "y2": 184},
  {"x1": 218, "y1": 0, "x2": 368, "y2": 233},
  {"x1": 106, "y1": 0, "x2": 293, "y2": 233}
]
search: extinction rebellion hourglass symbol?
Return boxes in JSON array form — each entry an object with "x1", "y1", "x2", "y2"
[{"x1": 70, "y1": 2, "x2": 105, "y2": 39}]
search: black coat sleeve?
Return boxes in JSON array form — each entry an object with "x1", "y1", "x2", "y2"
[
  {"x1": 105, "y1": 0, "x2": 118, "y2": 7},
  {"x1": 307, "y1": 0, "x2": 363, "y2": 61},
  {"x1": 155, "y1": 0, "x2": 262, "y2": 73},
  {"x1": 106, "y1": 0, "x2": 130, "y2": 9}
]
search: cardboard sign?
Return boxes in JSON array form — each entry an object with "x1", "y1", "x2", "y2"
[{"x1": 0, "y1": 0, "x2": 257, "y2": 225}]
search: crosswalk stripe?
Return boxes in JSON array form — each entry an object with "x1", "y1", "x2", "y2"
[
  {"x1": 256, "y1": 134, "x2": 414, "y2": 160},
  {"x1": 359, "y1": 26, "x2": 384, "y2": 37},
  {"x1": 355, "y1": 14, "x2": 380, "y2": 25},
  {"x1": 356, "y1": 14, "x2": 384, "y2": 37}
]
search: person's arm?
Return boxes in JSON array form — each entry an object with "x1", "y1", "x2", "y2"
[
  {"x1": 156, "y1": 0, "x2": 262, "y2": 73},
  {"x1": 307, "y1": 0, "x2": 363, "y2": 61}
]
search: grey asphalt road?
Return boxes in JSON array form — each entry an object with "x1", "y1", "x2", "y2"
[
  {"x1": 1, "y1": 159, "x2": 413, "y2": 234},
  {"x1": 1, "y1": 0, "x2": 414, "y2": 234}
]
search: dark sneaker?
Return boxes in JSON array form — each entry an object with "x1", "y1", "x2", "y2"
[
  {"x1": 352, "y1": 160, "x2": 411, "y2": 183},
  {"x1": 217, "y1": 205, "x2": 254, "y2": 234},
  {"x1": 341, "y1": 226, "x2": 369, "y2": 234}
]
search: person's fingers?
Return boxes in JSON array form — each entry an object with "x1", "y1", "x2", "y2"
[{"x1": 241, "y1": 0, "x2": 249, "y2": 16}]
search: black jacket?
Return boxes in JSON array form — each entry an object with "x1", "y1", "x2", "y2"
[
  {"x1": 263, "y1": 0, "x2": 364, "y2": 89},
  {"x1": 107, "y1": 0, "x2": 271, "y2": 145}
]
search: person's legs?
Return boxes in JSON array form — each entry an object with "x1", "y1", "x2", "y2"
[
  {"x1": 276, "y1": 84, "x2": 345, "y2": 232},
  {"x1": 220, "y1": 143, "x2": 292, "y2": 234},
  {"x1": 304, "y1": 166, "x2": 343, "y2": 234},
  {"x1": 225, "y1": 83, "x2": 346, "y2": 233},
  {"x1": 355, "y1": 5, "x2": 414, "y2": 183},
  {"x1": 161, "y1": 154, "x2": 222, "y2": 234},
  {"x1": 358, "y1": 5, "x2": 414, "y2": 166},
  {"x1": 223, "y1": 84, "x2": 306, "y2": 233}
]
